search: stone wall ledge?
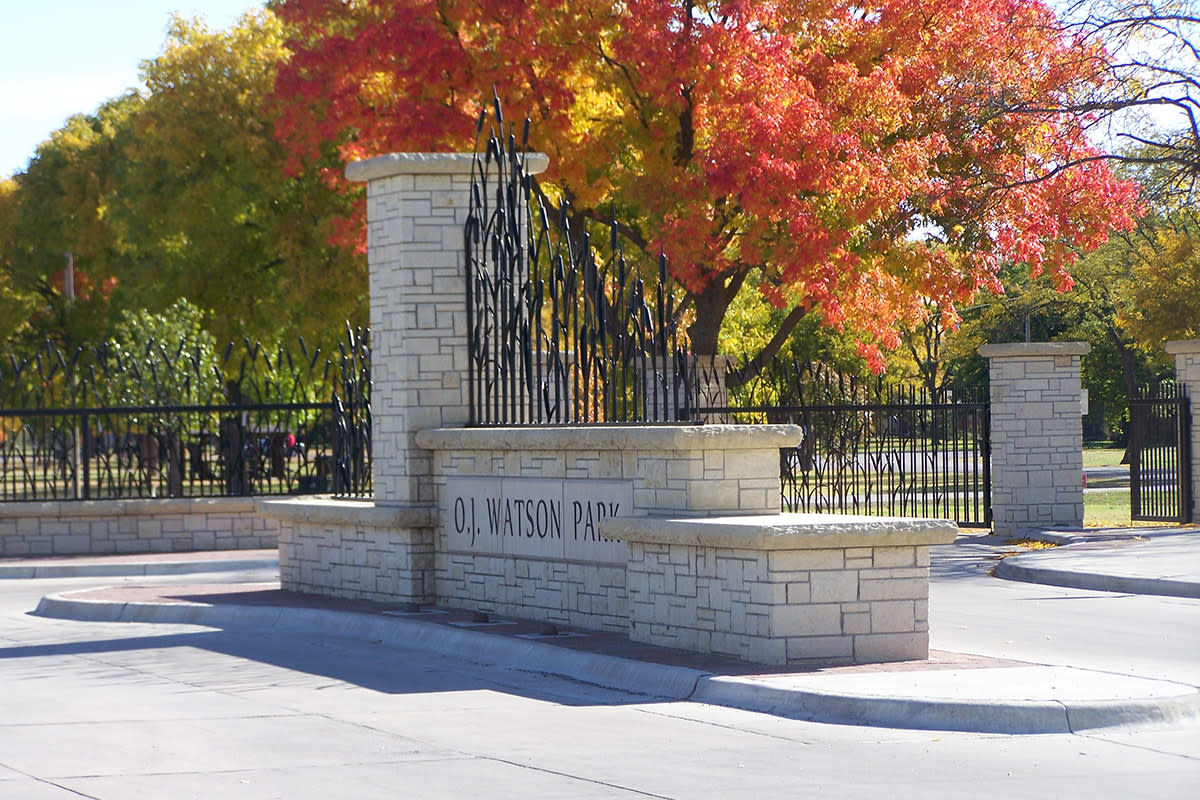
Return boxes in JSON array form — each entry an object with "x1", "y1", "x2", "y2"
[
  {"x1": 979, "y1": 342, "x2": 1091, "y2": 358},
  {"x1": 0, "y1": 497, "x2": 258, "y2": 519},
  {"x1": 346, "y1": 151, "x2": 549, "y2": 182},
  {"x1": 258, "y1": 497, "x2": 433, "y2": 529},
  {"x1": 1165, "y1": 339, "x2": 1200, "y2": 355},
  {"x1": 603, "y1": 513, "x2": 958, "y2": 550},
  {"x1": 416, "y1": 424, "x2": 803, "y2": 453}
]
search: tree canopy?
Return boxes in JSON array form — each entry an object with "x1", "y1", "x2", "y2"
[
  {"x1": 273, "y1": 0, "x2": 1140, "y2": 372},
  {"x1": 929, "y1": 149, "x2": 1197, "y2": 445},
  {"x1": 2, "y1": 11, "x2": 365, "y2": 351}
]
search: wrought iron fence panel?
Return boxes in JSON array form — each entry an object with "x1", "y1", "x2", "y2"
[
  {"x1": 713, "y1": 369, "x2": 991, "y2": 527},
  {"x1": 460, "y1": 105, "x2": 991, "y2": 522},
  {"x1": 0, "y1": 401, "x2": 347, "y2": 501},
  {"x1": 0, "y1": 328, "x2": 372, "y2": 501},
  {"x1": 330, "y1": 326, "x2": 372, "y2": 498},
  {"x1": 465, "y1": 104, "x2": 696, "y2": 425}
]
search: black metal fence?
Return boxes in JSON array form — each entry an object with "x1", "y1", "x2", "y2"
[
  {"x1": 1130, "y1": 381, "x2": 1193, "y2": 523},
  {"x1": 0, "y1": 329, "x2": 371, "y2": 502},
  {"x1": 712, "y1": 364, "x2": 991, "y2": 527},
  {"x1": 465, "y1": 107, "x2": 697, "y2": 425}
]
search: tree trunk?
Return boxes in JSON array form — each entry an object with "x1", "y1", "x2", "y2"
[
  {"x1": 685, "y1": 271, "x2": 812, "y2": 390},
  {"x1": 686, "y1": 280, "x2": 736, "y2": 357}
]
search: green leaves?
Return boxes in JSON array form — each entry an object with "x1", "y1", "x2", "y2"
[{"x1": 99, "y1": 299, "x2": 222, "y2": 409}]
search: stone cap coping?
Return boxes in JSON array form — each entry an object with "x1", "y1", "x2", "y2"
[
  {"x1": 602, "y1": 513, "x2": 959, "y2": 550},
  {"x1": 0, "y1": 497, "x2": 258, "y2": 518},
  {"x1": 416, "y1": 424, "x2": 804, "y2": 453},
  {"x1": 1165, "y1": 339, "x2": 1200, "y2": 355},
  {"x1": 978, "y1": 342, "x2": 1091, "y2": 358},
  {"x1": 346, "y1": 151, "x2": 550, "y2": 182},
  {"x1": 258, "y1": 498, "x2": 434, "y2": 529}
]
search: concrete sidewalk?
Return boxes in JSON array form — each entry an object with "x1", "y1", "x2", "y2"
[
  {"x1": 9, "y1": 532, "x2": 1200, "y2": 736},
  {"x1": 997, "y1": 526, "x2": 1200, "y2": 599}
]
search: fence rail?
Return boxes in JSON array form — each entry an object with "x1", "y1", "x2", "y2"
[{"x1": 0, "y1": 401, "x2": 367, "y2": 501}]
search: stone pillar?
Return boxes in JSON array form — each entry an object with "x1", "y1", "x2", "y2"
[
  {"x1": 979, "y1": 342, "x2": 1090, "y2": 536},
  {"x1": 345, "y1": 153, "x2": 549, "y2": 507},
  {"x1": 1165, "y1": 340, "x2": 1200, "y2": 522}
]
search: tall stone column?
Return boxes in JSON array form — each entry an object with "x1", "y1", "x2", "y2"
[
  {"x1": 1165, "y1": 340, "x2": 1200, "y2": 522},
  {"x1": 345, "y1": 152, "x2": 550, "y2": 507},
  {"x1": 980, "y1": 342, "x2": 1090, "y2": 536}
]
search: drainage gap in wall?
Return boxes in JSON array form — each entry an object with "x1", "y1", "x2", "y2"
[
  {"x1": 382, "y1": 607, "x2": 448, "y2": 617},
  {"x1": 517, "y1": 631, "x2": 589, "y2": 640},
  {"x1": 446, "y1": 618, "x2": 511, "y2": 628}
]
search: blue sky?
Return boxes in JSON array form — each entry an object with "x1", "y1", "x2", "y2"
[{"x1": 1, "y1": 0, "x2": 259, "y2": 178}]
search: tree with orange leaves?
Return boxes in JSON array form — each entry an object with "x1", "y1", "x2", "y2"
[{"x1": 272, "y1": 0, "x2": 1140, "y2": 377}]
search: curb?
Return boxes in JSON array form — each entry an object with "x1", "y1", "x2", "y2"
[
  {"x1": 32, "y1": 592, "x2": 1200, "y2": 735},
  {"x1": 995, "y1": 557, "x2": 1200, "y2": 599},
  {"x1": 692, "y1": 674, "x2": 1200, "y2": 734},
  {"x1": 1013, "y1": 529, "x2": 1090, "y2": 546},
  {"x1": 691, "y1": 676, "x2": 1076, "y2": 734},
  {"x1": 0, "y1": 558, "x2": 279, "y2": 580}
]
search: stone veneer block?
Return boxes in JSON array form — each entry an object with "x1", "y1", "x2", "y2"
[
  {"x1": 605, "y1": 513, "x2": 958, "y2": 666},
  {"x1": 1166, "y1": 340, "x2": 1200, "y2": 522},
  {"x1": 980, "y1": 342, "x2": 1089, "y2": 536},
  {"x1": 416, "y1": 424, "x2": 800, "y2": 517}
]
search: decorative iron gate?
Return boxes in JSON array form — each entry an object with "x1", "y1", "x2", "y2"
[{"x1": 1130, "y1": 382, "x2": 1193, "y2": 523}]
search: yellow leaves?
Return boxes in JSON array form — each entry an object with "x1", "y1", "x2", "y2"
[
  {"x1": 0, "y1": 180, "x2": 26, "y2": 334},
  {"x1": 147, "y1": 11, "x2": 286, "y2": 100},
  {"x1": 360, "y1": 71, "x2": 397, "y2": 107},
  {"x1": 1118, "y1": 225, "x2": 1200, "y2": 347},
  {"x1": 1004, "y1": 538, "x2": 1059, "y2": 550},
  {"x1": 0, "y1": 176, "x2": 17, "y2": 236},
  {"x1": 0, "y1": 268, "x2": 35, "y2": 344}
]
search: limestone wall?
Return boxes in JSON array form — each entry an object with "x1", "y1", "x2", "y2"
[
  {"x1": 263, "y1": 498, "x2": 434, "y2": 605},
  {"x1": 266, "y1": 149, "x2": 960, "y2": 668},
  {"x1": 0, "y1": 498, "x2": 277, "y2": 556},
  {"x1": 607, "y1": 514, "x2": 954, "y2": 666}
]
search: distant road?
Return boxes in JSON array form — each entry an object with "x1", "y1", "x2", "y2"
[{"x1": 1086, "y1": 465, "x2": 1129, "y2": 487}]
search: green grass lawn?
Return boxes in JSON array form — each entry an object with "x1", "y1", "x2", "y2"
[
  {"x1": 1082, "y1": 488, "x2": 1179, "y2": 528},
  {"x1": 1082, "y1": 445, "x2": 1126, "y2": 469},
  {"x1": 1084, "y1": 489, "x2": 1132, "y2": 527}
]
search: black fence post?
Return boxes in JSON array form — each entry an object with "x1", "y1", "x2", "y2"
[{"x1": 80, "y1": 412, "x2": 91, "y2": 500}]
